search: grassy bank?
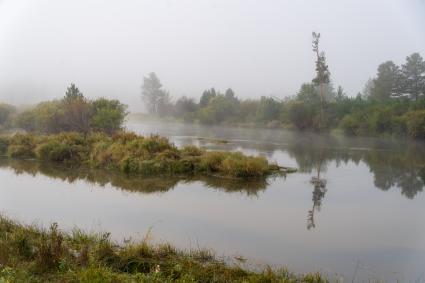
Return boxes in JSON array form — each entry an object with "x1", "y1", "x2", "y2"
[
  {"x1": 0, "y1": 216, "x2": 327, "y2": 283},
  {"x1": 0, "y1": 132, "x2": 294, "y2": 179}
]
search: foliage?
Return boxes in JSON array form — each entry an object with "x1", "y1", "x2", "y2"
[
  {"x1": 141, "y1": 72, "x2": 172, "y2": 116},
  {"x1": 142, "y1": 52, "x2": 425, "y2": 139},
  {"x1": 370, "y1": 61, "x2": 403, "y2": 101},
  {"x1": 0, "y1": 103, "x2": 16, "y2": 128},
  {"x1": 0, "y1": 216, "x2": 329, "y2": 282},
  {"x1": 91, "y1": 98, "x2": 128, "y2": 134},
  {"x1": 404, "y1": 110, "x2": 425, "y2": 139},
  {"x1": 401, "y1": 52, "x2": 425, "y2": 101},
  {"x1": 13, "y1": 84, "x2": 128, "y2": 135},
  {"x1": 0, "y1": 132, "x2": 287, "y2": 179}
]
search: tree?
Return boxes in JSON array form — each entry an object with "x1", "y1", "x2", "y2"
[
  {"x1": 225, "y1": 88, "x2": 235, "y2": 100},
  {"x1": 401, "y1": 52, "x2": 425, "y2": 101},
  {"x1": 64, "y1": 84, "x2": 84, "y2": 102},
  {"x1": 256, "y1": 96, "x2": 281, "y2": 122},
  {"x1": 174, "y1": 96, "x2": 198, "y2": 117},
  {"x1": 91, "y1": 98, "x2": 128, "y2": 134},
  {"x1": 335, "y1": 86, "x2": 346, "y2": 101},
  {"x1": 311, "y1": 32, "x2": 331, "y2": 129},
  {"x1": 0, "y1": 103, "x2": 16, "y2": 127},
  {"x1": 141, "y1": 72, "x2": 171, "y2": 115},
  {"x1": 198, "y1": 94, "x2": 238, "y2": 124},
  {"x1": 362, "y1": 78, "x2": 375, "y2": 99},
  {"x1": 370, "y1": 61, "x2": 402, "y2": 101},
  {"x1": 199, "y1": 88, "x2": 216, "y2": 107},
  {"x1": 289, "y1": 84, "x2": 321, "y2": 130},
  {"x1": 62, "y1": 84, "x2": 91, "y2": 133}
]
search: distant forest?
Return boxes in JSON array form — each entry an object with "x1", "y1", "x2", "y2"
[
  {"x1": 1, "y1": 34, "x2": 425, "y2": 139},
  {"x1": 141, "y1": 34, "x2": 425, "y2": 139}
]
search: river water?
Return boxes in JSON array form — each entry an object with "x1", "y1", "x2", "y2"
[{"x1": 1, "y1": 120, "x2": 425, "y2": 281}]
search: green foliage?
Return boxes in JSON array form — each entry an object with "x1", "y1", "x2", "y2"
[
  {"x1": 91, "y1": 98, "x2": 128, "y2": 134},
  {"x1": 404, "y1": 110, "x2": 425, "y2": 139},
  {"x1": 256, "y1": 96, "x2": 282, "y2": 122},
  {"x1": 401, "y1": 53, "x2": 425, "y2": 101},
  {"x1": 0, "y1": 137, "x2": 9, "y2": 155},
  {"x1": 0, "y1": 103, "x2": 16, "y2": 128},
  {"x1": 370, "y1": 61, "x2": 402, "y2": 102},
  {"x1": 0, "y1": 132, "x2": 283, "y2": 179},
  {"x1": 35, "y1": 132, "x2": 89, "y2": 163},
  {"x1": 141, "y1": 72, "x2": 172, "y2": 116},
  {"x1": 13, "y1": 85, "x2": 128, "y2": 135},
  {"x1": 7, "y1": 134, "x2": 36, "y2": 159},
  {"x1": 0, "y1": 216, "x2": 329, "y2": 282},
  {"x1": 199, "y1": 88, "x2": 216, "y2": 107}
]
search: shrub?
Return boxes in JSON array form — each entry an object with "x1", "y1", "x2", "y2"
[
  {"x1": 36, "y1": 132, "x2": 90, "y2": 163},
  {"x1": 220, "y1": 152, "x2": 269, "y2": 178},
  {"x1": 0, "y1": 137, "x2": 9, "y2": 155},
  {"x1": 181, "y1": 145, "x2": 204, "y2": 156},
  {"x1": 404, "y1": 110, "x2": 425, "y2": 139},
  {"x1": 7, "y1": 134, "x2": 36, "y2": 158},
  {"x1": 90, "y1": 98, "x2": 128, "y2": 134}
]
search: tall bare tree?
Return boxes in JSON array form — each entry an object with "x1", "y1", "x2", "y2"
[{"x1": 311, "y1": 32, "x2": 330, "y2": 130}]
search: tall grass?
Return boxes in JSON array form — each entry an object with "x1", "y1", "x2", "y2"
[
  {"x1": 0, "y1": 131, "x2": 292, "y2": 179},
  {"x1": 0, "y1": 216, "x2": 328, "y2": 283}
]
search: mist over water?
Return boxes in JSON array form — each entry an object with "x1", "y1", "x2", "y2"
[
  {"x1": 1, "y1": 120, "x2": 425, "y2": 281},
  {"x1": 1, "y1": 0, "x2": 425, "y2": 110},
  {"x1": 1, "y1": 1, "x2": 425, "y2": 281}
]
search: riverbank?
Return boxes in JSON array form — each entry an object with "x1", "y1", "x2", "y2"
[
  {"x1": 0, "y1": 216, "x2": 327, "y2": 283},
  {"x1": 0, "y1": 132, "x2": 295, "y2": 179}
]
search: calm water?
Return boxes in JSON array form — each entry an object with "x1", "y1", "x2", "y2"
[{"x1": 1, "y1": 120, "x2": 425, "y2": 282}]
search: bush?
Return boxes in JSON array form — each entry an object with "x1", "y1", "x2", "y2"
[
  {"x1": 2, "y1": 132, "x2": 281, "y2": 179},
  {"x1": 404, "y1": 110, "x2": 425, "y2": 139},
  {"x1": 0, "y1": 103, "x2": 16, "y2": 127},
  {"x1": 220, "y1": 152, "x2": 269, "y2": 178},
  {"x1": 7, "y1": 134, "x2": 36, "y2": 158},
  {"x1": 0, "y1": 137, "x2": 9, "y2": 155},
  {"x1": 36, "y1": 132, "x2": 90, "y2": 163},
  {"x1": 90, "y1": 98, "x2": 128, "y2": 134}
]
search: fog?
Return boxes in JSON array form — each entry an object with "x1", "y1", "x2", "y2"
[{"x1": 0, "y1": 0, "x2": 424, "y2": 111}]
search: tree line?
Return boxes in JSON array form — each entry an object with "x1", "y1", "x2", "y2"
[
  {"x1": 141, "y1": 33, "x2": 425, "y2": 139},
  {"x1": 0, "y1": 84, "x2": 128, "y2": 135}
]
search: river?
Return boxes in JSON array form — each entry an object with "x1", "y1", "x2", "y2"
[{"x1": 1, "y1": 120, "x2": 425, "y2": 282}]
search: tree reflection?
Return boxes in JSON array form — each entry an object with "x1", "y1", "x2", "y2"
[
  {"x1": 0, "y1": 158, "x2": 270, "y2": 196},
  {"x1": 307, "y1": 149, "x2": 327, "y2": 230},
  {"x1": 286, "y1": 135, "x2": 425, "y2": 200}
]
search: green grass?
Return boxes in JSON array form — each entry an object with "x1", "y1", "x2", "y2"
[
  {"x1": 0, "y1": 216, "x2": 328, "y2": 283},
  {"x1": 0, "y1": 132, "x2": 295, "y2": 179}
]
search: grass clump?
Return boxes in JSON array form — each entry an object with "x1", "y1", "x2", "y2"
[
  {"x1": 0, "y1": 131, "x2": 291, "y2": 179},
  {"x1": 6, "y1": 134, "x2": 37, "y2": 159},
  {"x1": 0, "y1": 216, "x2": 329, "y2": 282}
]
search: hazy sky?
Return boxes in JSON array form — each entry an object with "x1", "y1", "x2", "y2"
[{"x1": 0, "y1": 0, "x2": 424, "y2": 111}]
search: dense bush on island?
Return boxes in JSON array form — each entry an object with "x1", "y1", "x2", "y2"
[{"x1": 0, "y1": 132, "x2": 291, "y2": 179}]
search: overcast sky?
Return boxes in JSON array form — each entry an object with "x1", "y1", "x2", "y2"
[{"x1": 0, "y1": 0, "x2": 424, "y2": 111}]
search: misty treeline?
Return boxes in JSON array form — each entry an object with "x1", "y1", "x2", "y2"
[
  {"x1": 141, "y1": 35, "x2": 425, "y2": 139},
  {"x1": 0, "y1": 84, "x2": 128, "y2": 134}
]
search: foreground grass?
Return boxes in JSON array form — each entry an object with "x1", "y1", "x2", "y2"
[
  {"x1": 0, "y1": 132, "x2": 294, "y2": 179},
  {"x1": 0, "y1": 216, "x2": 327, "y2": 283}
]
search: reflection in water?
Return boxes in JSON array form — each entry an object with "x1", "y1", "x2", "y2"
[
  {"x1": 284, "y1": 134, "x2": 425, "y2": 200},
  {"x1": 307, "y1": 149, "x2": 327, "y2": 230},
  {"x1": 0, "y1": 158, "x2": 271, "y2": 196},
  {"x1": 2, "y1": 121, "x2": 425, "y2": 280},
  {"x1": 128, "y1": 121, "x2": 425, "y2": 200}
]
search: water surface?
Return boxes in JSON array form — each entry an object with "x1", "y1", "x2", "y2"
[{"x1": 1, "y1": 120, "x2": 425, "y2": 282}]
